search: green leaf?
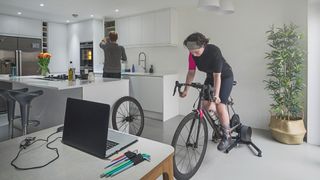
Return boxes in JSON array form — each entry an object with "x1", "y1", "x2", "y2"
[{"x1": 264, "y1": 23, "x2": 305, "y2": 119}]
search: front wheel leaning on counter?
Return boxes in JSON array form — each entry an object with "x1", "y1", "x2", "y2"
[{"x1": 112, "y1": 96, "x2": 144, "y2": 136}]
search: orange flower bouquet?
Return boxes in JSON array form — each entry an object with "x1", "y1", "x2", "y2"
[{"x1": 38, "y1": 52, "x2": 51, "y2": 76}]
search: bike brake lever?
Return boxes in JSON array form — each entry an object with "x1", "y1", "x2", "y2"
[
  {"x1": 173, "y1": 81, "x2": 178, "y2": 96},
  {"x1": 173, "y1": 86, "x2": 177, "y2": 96}
]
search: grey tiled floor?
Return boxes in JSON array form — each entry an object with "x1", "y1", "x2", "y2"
[
  {"x1": 141, "y1": 116, "x2": 320, "y2": 180},
  {"x1": 1, "y1": 115, "x2": 319, "y2": 180}
]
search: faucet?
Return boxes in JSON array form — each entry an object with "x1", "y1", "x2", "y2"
[{"x1": 138, "y1": 52, "x2": 147, "y2": 73}]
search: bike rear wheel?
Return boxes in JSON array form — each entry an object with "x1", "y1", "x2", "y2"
[
  {"x1": 171, "y1": 112, "x2": 208, "y2": 180},
  {"x1": 112, "y1": 96, "x2": 144, "y2": 136}
]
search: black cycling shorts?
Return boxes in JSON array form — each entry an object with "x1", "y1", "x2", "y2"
[{"x1": 204, "y1": 75, "x2": 234, "y2": 104}]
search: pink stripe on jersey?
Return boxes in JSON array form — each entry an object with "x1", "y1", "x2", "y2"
[{"x1": 188, "y1": 53, "x2": 196, "y2": 70}]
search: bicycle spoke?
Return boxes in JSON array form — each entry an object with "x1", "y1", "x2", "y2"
[
  {"x1": 118, "y1": 121, "x2": 128, "y2": 130},
  {"x1": 129, "y1": 103, "x2": 139, "y2": 114},
  {"x1": 116, "y1": 120, "x2": 126, "y2": 127},
  {"x1": 132, "y1": 120, "x2": 141, "y2": 126},
  {"x1": 129, "y1": 123, "x2": 138, "y2": 134},
  {"x1": 118, "y1": 106, "x2": 127, "y2": 117},
  {"x1": 129, "y1": 102, "x2": 139, "y2": 115},
  {"x1": 192, "y1": 148, "x2": 198, "y2": 167},
  {"x1": 182, "y1": 148, "x2": 191, "y2": 173},
  {"x1": 131, "y1": 114, "x2": 141, "y2": 118},
  {"x1": 124, "y1": 101, "x2": 129, "y2": 113},
  {"x1": 176, "y1": 148, "x2": 188, "y2": 167},
  {"x1": 174, "y1": 146, "x2": 186, "y2": 157},
  {"x1": 186, "y1": 147, "x2": 192, "y2": 172},
  {"x1": 130, "y1": 123, "x2": 139, "y2": 131},
  {"x1": 116, "y1": 120, "x2": 123, "y2": 127},
  {"x1": 116, "y1": 116, "x2": 126, "y2": 121},
  {"x1": 123, "y1": 123, "x2": 129, "y2": 131},
  {"x1": 178, "y1": 132, "x2": 188, "y2": 145},
  {"x1": 120, "y1": 103, "x2": 128, "y2": 115},
  {"x1": 194, "y1": 148, "x2": 202, "y2": 156}
]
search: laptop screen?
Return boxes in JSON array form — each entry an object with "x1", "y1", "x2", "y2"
[{"x1": 62, "y1": 98, "x2": 110, "y2": 158}]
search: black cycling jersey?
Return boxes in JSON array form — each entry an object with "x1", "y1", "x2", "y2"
[{"x1": 192, "y1": 44, "x2": 233, "y2": 79}]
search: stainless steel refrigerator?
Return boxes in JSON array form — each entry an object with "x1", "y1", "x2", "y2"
[{"x1": 0, "y1": 35, "x2": 42, "y2": 75}]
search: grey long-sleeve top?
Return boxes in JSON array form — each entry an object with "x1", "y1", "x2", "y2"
[{"x1": 100, "y1": 42, "x2": 127, "y2": 73}]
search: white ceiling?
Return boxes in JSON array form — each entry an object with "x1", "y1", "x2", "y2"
[{"x1": 0, "y1": 0, "x2": 197, "y2": 23}]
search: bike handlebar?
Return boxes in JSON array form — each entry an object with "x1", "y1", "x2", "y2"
[
  {"x1": 173, "y1": 81, "x2": 203, "y2": 96},
  {"x1": 173, "y1": 81, "x2": 216, "y2": 101}
]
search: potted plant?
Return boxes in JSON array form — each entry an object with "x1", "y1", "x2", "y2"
[{"x1": 264, "y1": 23, "x2": 306, "y2": 144}]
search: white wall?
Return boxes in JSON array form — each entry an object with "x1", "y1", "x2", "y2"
[
  {"x1": 0, "y1": 15, "x2": 68, "y2": 74},
  {"x1": 67, "y1": 20, "x2": 93, "y2": 72},
  {"x1": 92, "y1": 19, "x2": 104, "y2": 73},
  {"x1": 48, "y1": 22, "x2": 68, "y2": 73},
  {"x1": 67, "y1": 19, "x2": 104, "y2": 73},
  {"x1": 307, "y1": 0, "x2": 320, "y2": 145},
  {"x1": 124, "y1": 0, "x2": 308, "y2": 129}
]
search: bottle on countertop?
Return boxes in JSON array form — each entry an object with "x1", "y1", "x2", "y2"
[
  {"x1": 132, "y1": 64, "x2": 135, "y2": 73},
  {"x1": 10, "y1": 63, "x2": 16, "y2": 77},
  {"x1": 82, "y1": 64, "x2": 89, "y2": 79},
  {"x1": 121, "y1": 61, "x2": 126, "y2": 73},
  {"x1": 68, "y1": 61, "x2": 75, "y2": 81},
  {"x1": 149, "y1": 65, "x2": 154, "y2": 73}
]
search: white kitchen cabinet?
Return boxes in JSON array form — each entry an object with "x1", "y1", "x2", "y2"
[
  {"x1": 116, "y1": 18, "x2": 129, "y2": 46},
  {"x1": 17, "y1": 18, "x2": 42, "y2": 38},
  {"x1": 116, "y1": 8, "x2": 177, "y2": 47},
  {"x1": 124, "y1": 73, "x2": 179, "y2": 121},
  {"x1": 0, "y1": 15, "x2": 42, "y2": 38},
  {"x1": 130, "y1": 76, "x2": 163, "y2": 113},
  {"x1": 141, "y1": 13, "x2": 155, "y2": 44},
  {"x1": 128, "y1": 16, "x2": 142, "y2": 45},
  {"x1": 0, "y1": 15, "x2": 19, "y2": 35},
  {"x1": 154, "y1": 10, "x2": 171, "y2": 45}
]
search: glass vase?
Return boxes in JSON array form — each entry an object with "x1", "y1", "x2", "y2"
[{"x1": 40, "y1": 67, "x2": 49, "y2": 76}]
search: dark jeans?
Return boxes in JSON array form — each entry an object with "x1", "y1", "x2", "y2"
[{"x1": 103, "y1": 72, "x2": 121, "y2": 78}]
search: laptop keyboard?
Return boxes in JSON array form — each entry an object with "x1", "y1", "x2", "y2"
[{"x1": 106, "y1": 140, "x2": 119, "y2": 150}]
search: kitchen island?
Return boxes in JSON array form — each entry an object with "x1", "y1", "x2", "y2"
[
  {"x1": 0, "y1": 75, "x2": 129, "y2": 135},
  {"x1": 122, "y1": 72, "x2": 179, "y2": 121}
]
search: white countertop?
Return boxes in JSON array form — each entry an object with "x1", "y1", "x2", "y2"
[
  {"x1": 121, "y1": 72, "x2": 177, "y2": 77},
  {"x1": 0, "y1": 75, "x2": 128, "y2": 90},
  {"x1": 0, "y1": 125, "x2": 174, "y2": 180}
]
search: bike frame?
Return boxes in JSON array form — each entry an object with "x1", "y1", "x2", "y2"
[{"x1": 183, "y1": 83, "x2": 236, "y2": 147}]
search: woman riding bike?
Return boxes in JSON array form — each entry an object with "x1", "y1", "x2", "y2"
[{"x1": 180, "y1": 32, "x2": 234, "y2": 151}]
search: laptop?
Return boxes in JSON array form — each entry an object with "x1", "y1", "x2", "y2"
[{"x1": 62, "y1": 98, "x2": 138, "y2": 159}]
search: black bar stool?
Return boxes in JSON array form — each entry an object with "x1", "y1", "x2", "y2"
[
  {"x1": 8, "y1": 90, "x2": 43, "y2": 135},
  {"x1": 0, "y1": 88, "x2": 28, "y2": 138}
]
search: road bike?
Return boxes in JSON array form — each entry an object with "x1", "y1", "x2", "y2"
[{"x1": 171, "y1": 81, "x2": 262, "y2": 179}]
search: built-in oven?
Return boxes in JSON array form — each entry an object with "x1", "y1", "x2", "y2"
[{"x1": 80, "y1": 41, "x2": 93, "y2": 79}]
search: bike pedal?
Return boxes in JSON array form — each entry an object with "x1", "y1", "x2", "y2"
[{"x1": 211, "y1": 138, "x2": 220, "y2": 143}]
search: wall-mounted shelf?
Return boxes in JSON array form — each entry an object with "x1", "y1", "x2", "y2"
[
  {"x1": 104, "y1": 20, "x2": 115, "y2": 37},
  {"x1": 42, "y1": 21, "x2": 48, "y2": 52}
]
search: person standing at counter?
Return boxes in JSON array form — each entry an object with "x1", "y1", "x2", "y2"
[{"x1": 100, "y1": 31, "x2": 127, "y2": 78}]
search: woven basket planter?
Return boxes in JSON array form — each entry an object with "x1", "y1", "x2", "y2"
[{"x1": 269, "y1": 116, "x2": 306, "y2": 144}]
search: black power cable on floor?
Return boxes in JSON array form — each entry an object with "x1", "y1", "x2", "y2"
[{"x1": 11, "y1": 127, "x2": 63, "y2": 170}]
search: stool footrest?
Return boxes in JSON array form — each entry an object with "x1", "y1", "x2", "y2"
[{"x1": 28, "y1": 120, "x2": 40, "y2": 127}]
